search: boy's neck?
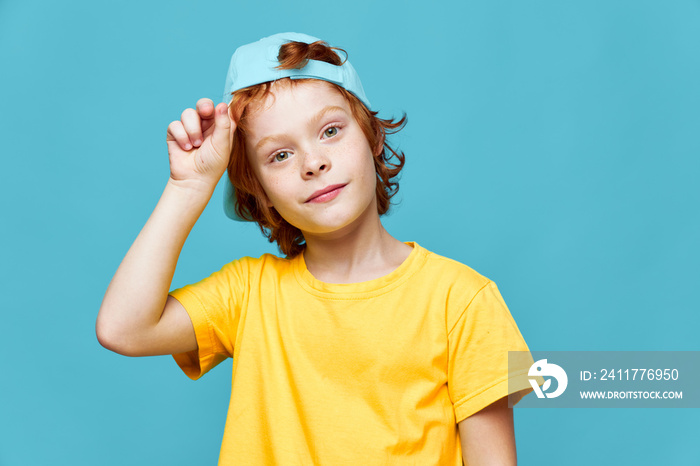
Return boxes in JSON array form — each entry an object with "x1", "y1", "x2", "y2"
[{"x1": 302, "y1": 215, "x2": 412, "y2": 284}]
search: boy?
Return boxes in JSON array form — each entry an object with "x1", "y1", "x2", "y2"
[{"x1": 97, "y1": 32, "x2": 536, "y2": 465}]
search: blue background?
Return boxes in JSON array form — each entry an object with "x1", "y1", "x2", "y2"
[{"x1": 1, "y1": 0, "x2": 698, "y2": 464}]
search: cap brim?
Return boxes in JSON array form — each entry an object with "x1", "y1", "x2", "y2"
[{"x1": 223, "y1": 176, "x2": 248, "y2": 222}]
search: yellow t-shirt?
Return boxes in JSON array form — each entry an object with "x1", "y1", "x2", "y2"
[{"x1": 169, "y1": 242, "x2": 535, "y2": 465}]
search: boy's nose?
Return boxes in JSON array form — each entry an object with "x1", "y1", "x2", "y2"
[{"x1": 301, "y1": 149, "x2": 331, "y2": 177}]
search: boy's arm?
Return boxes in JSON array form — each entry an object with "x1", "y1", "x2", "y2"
[
  {"x1": 96, "y1": 99, "x2": 234, "y2": 357},
  {"x1": 458, "y1": 396, "x2": 517, "y2": 466}
]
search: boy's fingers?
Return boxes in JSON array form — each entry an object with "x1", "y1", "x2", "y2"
[
  {"x1": 199, "y1": 99, "x2": 217, "y2": 134},
  {"x1": 196, "y1": 98, "x2": 215, "y2": 119},
  {"x1": 181, "y1": 108, "x2": 204, "y2": 147},
  {"x1": 166, "y1": 120, "x2": 193, "y2": 150},
  {"x1": 211, "y1": 103, "x2": 235, "y2": 156}
]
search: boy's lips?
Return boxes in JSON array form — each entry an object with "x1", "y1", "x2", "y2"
[{"x1": 306, "y1": 184, "x2": 347, "y2": 203}]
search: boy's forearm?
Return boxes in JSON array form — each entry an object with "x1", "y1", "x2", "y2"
[
  {"x1": 458, "y1": 397, "x2": 517, "y2": 465},
  {"x1": 96, "y1": 178, "x2": 215, "y2": 349}
]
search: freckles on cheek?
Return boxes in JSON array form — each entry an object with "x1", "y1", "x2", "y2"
[{"x1": 264, "y1": 176, "x2": 286, "y2": 201}]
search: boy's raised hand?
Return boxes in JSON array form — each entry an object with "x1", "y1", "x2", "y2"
[{"x1": 166, "y1": 98, "x2": 235, "y2": 188}]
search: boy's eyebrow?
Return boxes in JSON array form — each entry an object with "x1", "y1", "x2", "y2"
[
  {"x1": 310, "y1": 105, "x2": 348, "y2": 127},
  {"x1": 254, "y1": 105, "x2": 349, "y2": 153}
]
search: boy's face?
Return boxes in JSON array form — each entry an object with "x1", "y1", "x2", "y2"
[{"x1": 244, "y1": 80, "x2": 379, "y2": 237}]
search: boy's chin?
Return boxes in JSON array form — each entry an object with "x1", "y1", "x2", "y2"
[
  {"x1": 295, "y1": 219, "x2": 359, "y2": 237},
  {"x1": 278, "y1": 195, "x2": 379, "y2": 238},
  {"x1": 297, "y1": 213, "x2": 378, "y2": 240}
]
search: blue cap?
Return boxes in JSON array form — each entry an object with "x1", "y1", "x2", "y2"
[{"x1": 222, "y1": 32, "x2": 370, "y2": 221}]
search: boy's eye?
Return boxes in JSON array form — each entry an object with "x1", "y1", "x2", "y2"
[
  {"x1": 323, "y1": 127, "x2": 338, "y2": 138},
  {"x1": 274, "y1": 151, "x2": 291, "y2": 162}
]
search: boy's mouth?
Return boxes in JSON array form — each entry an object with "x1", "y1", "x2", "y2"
[{"x1": 306, "y1": 184, "x2": 347, "y2": 203}]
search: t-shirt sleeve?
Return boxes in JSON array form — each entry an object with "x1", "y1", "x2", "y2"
[
  {"x1": 168, "y1": 259, "x2": 247, "y2": 380},
  {"x1": 447, "y1": 280, "x2": 536, "y2": 423}
]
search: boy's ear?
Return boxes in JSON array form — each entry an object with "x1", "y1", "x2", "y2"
[
  {"x1": 373, "y1": 132, "x2": 385, "y2": 156},
  {"x1": 261, "y1": 191, "x2": 274, "y2": 208}
]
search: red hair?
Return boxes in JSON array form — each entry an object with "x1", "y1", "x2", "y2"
[{"x1": 227, "y1": 40, "x2": 407, "y2": 258}]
